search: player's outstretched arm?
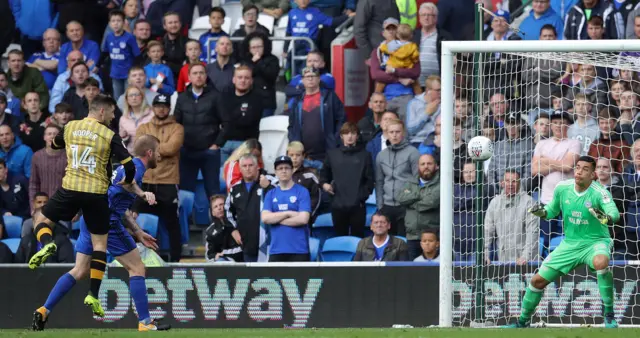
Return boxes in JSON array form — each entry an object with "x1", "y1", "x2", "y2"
[
  {"x1": 121, "y1": 183, "x2": 156, "y2": 205},
  {"x1": 528, "y1": 203, "x2": 547, "y2": 218}
]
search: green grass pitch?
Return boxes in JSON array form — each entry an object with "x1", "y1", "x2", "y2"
[{"x1": 1, "y1": 328, "x2": 639, "y2": 338}]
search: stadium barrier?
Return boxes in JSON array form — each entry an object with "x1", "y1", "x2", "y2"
[{"x1": 0, "y1": 263, "x2": 637, "y2": 328}]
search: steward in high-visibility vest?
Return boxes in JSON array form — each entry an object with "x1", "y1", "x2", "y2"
[{"x1": 396, "y1": 0, "x2": 417, "y2": 29}]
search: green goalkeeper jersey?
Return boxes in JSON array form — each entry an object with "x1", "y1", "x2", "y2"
[{"x1": 544, "y1": 179, "x2": 620, "y2": 242}]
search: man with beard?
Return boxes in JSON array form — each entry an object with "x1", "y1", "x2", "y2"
[
  {"x1": 134, "y1": 94, "x2": 184, "y2": 262},
  {"x1": 397, "y1": 153, "x2": 440, "y2": 260}
]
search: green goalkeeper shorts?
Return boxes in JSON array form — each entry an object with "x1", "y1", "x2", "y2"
[{"x1": 538, "y1": 238, "x2": 613, "y2": 282}]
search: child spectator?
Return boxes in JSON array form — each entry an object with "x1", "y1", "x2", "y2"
[
  {"x1": 413, "y1": 230, "x2": 440, "y2": 262},
  {"x1": 287, "y1": 142, "x2": 322, "y2": 222},
  {"x1": 375, "y1": 24, "x2": 421, "y2": 95},
  {"x1": 144, "y1": 41, "x2": 176, "y2": 95},
  {"x1": 199, "y1": 7, "x2": 229, "y2": 63},
  {"x1": 205, "y1": 195, "x2": 243, "y2": 262},
  {"x1": 284, "y1": 0, "x2": 353, "y2": 77},
  {"x1": 46, "y1": 103, "x2": 73, "y2": 128},
  {"x1": 177, "y1": 40, "x2": 205, "y2": 93},
  {"x1": 103, "y1": 9, "x2": 141, "y2": 99}
]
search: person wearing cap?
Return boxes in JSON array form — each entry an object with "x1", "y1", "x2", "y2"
[
  {"x1": 412, "y1": 3, "x2": 451, "y2": 86},
  {"x1": 369, "y1": 18, "x2": 420, "y2": 121},
  {"x1": 287, "y1": 66, "x2": 345, "y2": 169},
  {"x1": 354, "y1": 0, "x2": 400, "y2": 57},
  {"x1": 519, "y1": 0, "x2": 564, "y2": 41},
  {"x1": 488, "y1": 112, "x2": 534, "y2": 193},
  {"x1": 532, "y1": 110, "x2": 581, "y2": 243},
  {"x1": 487, "y1": 10, "x2": 513, "y2": 42},
  {"x1": 262, "y1": 156, "x2": 312, "y2": 262},
  {"x1": 135, "y1": 94, "x2": 184, "y2": 262}
]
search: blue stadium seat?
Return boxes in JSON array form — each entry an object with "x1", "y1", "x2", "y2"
[
  {"x1": 178, "y1": 190, "x2": 195, "y2": 244},
  {"x1": 365, "y1": 190, "x2": 376, "y2": 205},
  {"x1": 1, "y1": 238, "x2": 20, "y2": 254},
  {"x1": 549, "y1": 236, "x2": 564, "y2": 252},
  {"x1": 3, "y1": 215, "x2": 23, "y2": 238},
  {"x1": 396, "y1": 236, "x2": 407, "y2": 243},
  {"x1": 312, "y1": 213, "x2": 335, "y2": 246},
  {"x1": 320, "y1": 236, "x2": 361, "y2": 262},
  {"x1": 137, "y1": 213, "x2": 159, "y2": 238},
  {"x1": 309, "y1": 237, "x2": 320, "y2": 262},
  {"x1": 193, "y1": 170, "x2": 211, "y2": 225},
  {"x1": 71, "y1": 216, "x2": 85, "y2": 239}
]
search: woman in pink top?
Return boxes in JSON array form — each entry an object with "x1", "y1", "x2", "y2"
[{"x1": 119, "y1": 86, "x2": 154, "y2": 153}]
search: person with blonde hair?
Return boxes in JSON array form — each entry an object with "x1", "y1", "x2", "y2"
[
  {"x1": 287, "y1": 141, "x2": 321, "y2": 222},
  {"x1": 223, "y1": 139, "x2": 264, "y2": 192},
  {"x1": 120, "y1": 86, "x2": 153, "y2": 153}
]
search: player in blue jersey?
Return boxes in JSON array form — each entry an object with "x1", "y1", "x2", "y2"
[{"x1": 32, "y1": 135, "x2": 170, "y2": 332}]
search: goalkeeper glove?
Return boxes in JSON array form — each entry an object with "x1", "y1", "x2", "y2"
[
  {"x1": 528, "y1": 203, "x2": 547, "y2": 218},
  {"x1": 589, "y1": 208, "x2": 612, "y2": 225}
]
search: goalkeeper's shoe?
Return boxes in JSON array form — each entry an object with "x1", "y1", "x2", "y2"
[
  {"x1": 502, "y1": 319, "x2": 530, "y2": 328},
  {"x1": 139, "y1": 319, "x2": 171, "y2": 331},
  {"x1": 589, "y1": 208, "x2": 612, "y2": 225},
  {"x1": 84, "y1": 294, "x2": 105, "y2": 318},
  {"x1": 31, "y1": 307, "x2": 48, "y2": 331},
  {"x1": 604, "y1": 313, "x2": 619, "y2": 328},
  {"x1": 28, "y1": 242, "x2": 57, "y2": 269},
  {"x1": 528, "y1": 203, "x2": 546, "y2": 218}
]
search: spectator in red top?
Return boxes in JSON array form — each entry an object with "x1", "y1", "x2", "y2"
[
  {"x1": 588, "y1": 107, "x2": 630, "y2": 174},
  {"x1": 223, "y1": 139, "x2": 264, "y2": 192},
  {"x1": 28, "y1": 124, "x2": 66, "y2": 208},
  {"x1": 177, "y1": 40, "x2": 205, "y2": 93}
]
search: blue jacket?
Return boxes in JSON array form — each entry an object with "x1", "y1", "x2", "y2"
[
  {"x1": 287, "y1": 89, "x2": 345, "y2": 154},
  {"x1": 365, "y1": 130, "x2": 383, "y2": 165},
  {"x1": 0, "y1": 138, "x2": 32, "y2": 178},
  {"x1": 57, "y1": 38, "x2": 101, "y2": 74},
  {"x1": 551, "y1": 0, "x2": 579, "y2": 19},
  {"x1": 11, "y1": 0, "x2": 58, "y2": 40},
  {"x1": 290, "y1": 0, "x2": 356, "y2": 11},
  {"x1": 519, "y1": 7, "x2": 564, "y2": 40},
  {"x1": 144, "y1": 63, "x2": 176, "y2": 95}
]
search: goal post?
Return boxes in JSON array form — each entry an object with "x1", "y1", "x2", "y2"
[{"x1": 439, "y1": 39, "x2": 640, "y2": 328}]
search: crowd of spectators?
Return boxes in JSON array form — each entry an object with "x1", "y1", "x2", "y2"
[{"x1": 1, "y1": 0, "x2": 640, "y2": 265}]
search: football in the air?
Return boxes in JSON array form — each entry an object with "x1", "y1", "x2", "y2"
[{"x1": 467, "y1": 136, "x2": 493, "y2": 161}]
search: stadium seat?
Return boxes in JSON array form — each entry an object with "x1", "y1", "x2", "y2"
[
  {"x1": 396, "y1": 236, "x2": 407, "y2": 243},
  {"x1": 188, "y1": 16, "x2": 211, "y2": 40},
  {"x1": 193, "y1": 170, "x2": 211, "y2": 225},
  {"x1": 178, "y1": 190, "x2": 195, "y2": 244},
  {"x1": 549, "y1": 236, "x2": 564, "y2": 253},
  {"x1": 312, "y1": 213, "x2": 335, "y2": 245},
  {"x1": 234, "y1": 14, "x2": 275, "y2": 34},
  {"x1": 309, "y1": 237, "x2": 320, "y2": 262},
  {"x1": 259, "y1": 116, "x2": 289, "y2": 173},
  {"x1": 1, "y1": 238, "x2": 20, "y2": 254},
  {"x1": 3, "y1": 215, "x2": 22, "y2": 238},
  {"x1": 222, "y1": 2, "x2": 243, "y2": 33},
  {"x1": 274, "y1": 91, "x2": 286, "y2": 116},
  {"x1": 320, "y1": 236, "x2": 361, "y2": 262},
  {"x1": 365, "y1": 190, "x2": 376, "y2": 205},
  {"x1": 71, "y1": 216, "x2": 85, "y2": 239},
  {"x1": 137, "y1": 213, "x2": 159, "y2": 238},
  {"x1": 272, "y1": 15, "x2": 288, "y2": 67}
]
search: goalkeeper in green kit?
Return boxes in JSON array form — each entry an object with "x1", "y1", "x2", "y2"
[{"x1": 505, "y1": 156, "x2": 620, "y2": 328}]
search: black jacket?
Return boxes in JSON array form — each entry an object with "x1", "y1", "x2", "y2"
[
  {"x1": 14, "y1": 226, "x2": 74, "y2": 263},
  {"x1": 357, "y1": 114, "x2": 379, "y2": 144},
  {"x1": 174, "y1": 85, "x2": 220, "y2": 150},
  {"x1": 232, "y1": 24, "x2": 270, "y2": 58},
  {"x1": 215, "y1": 88, "x2": 263, "y2": 146},
  {"x1": 320, "y1": 143, "x2": 374, "y2": 209},
  {"x1": 162, "y1": 33, "x2": 188, "y2": 83},
  {"x1": 225, "y1": 180, "x2": 273, "y2": 257},
  {"x1": 291, "y1": 166, "x2": 321, "y2": 218},
  {"x1": 61, "y1": 87, "x2": 122, "y2": 130},
  {"x1": 353, "y1": 235, "x2": 409, "y2": 261},
  {"x1": 241, "y1": 32, "x2": 280, "y2": 110},
  {"x1": 205, "y1": 216, "x2": 243, "y2": 262}
]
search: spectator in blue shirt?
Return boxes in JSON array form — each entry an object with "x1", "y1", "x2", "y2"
[
  {"x1": 26, "y1": 29, "x2": 61, "y2": 91},
  {"x1": 58, "y1": 21, "x2": 101, "y2": 75},
  {"x1": 104, "y1": 9, "x2": 141, "y2": 100},
  {"x1": 11, "y1": 0, "x2": 58, "y2": 60},
  {"x1": 261, "y1": 156, "x2": 312, "y2": 262},
  {"x1": 519, "y1": 0, "x2": 564, "y2": 40},
  {"x1": 199, "y1": 7, "x2": 229, "y2": 64},
  {"x1": 143, "y1": 41, "x2": 176, "y2": 96},
  {"x1": 284, "y1": 0, "x2": 353, "y2": 77},
  {"x1": 551, "y1": 0, "x2": 579, "y2": 19},
  {"x1": 0, "y1": 125, "x2": 33, "y2": 178}
]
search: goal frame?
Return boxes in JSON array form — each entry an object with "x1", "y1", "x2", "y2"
[{"x1": 439, "y1": 39, "x2": 640, "y2": 327}]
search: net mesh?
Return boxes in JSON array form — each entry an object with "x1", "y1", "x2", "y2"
[{"x1": 449, "y1": 50, "x2": 640, "y2": 327}]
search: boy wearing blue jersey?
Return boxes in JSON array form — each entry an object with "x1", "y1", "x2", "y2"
[
  {"x1": 104, "y1": 9, "x2": 141, "y2": 99},
  {"x1": 32, "y1": 135, "x2": 170, "y2": 332},
  {"x1": 262, "y1": 156, "x2": 312, "y2": 262},
  {"x1": 284, "y1": 0, "x2": 355, "y2": 77},
  {"x1": 144, "y1": 41, "x2": 176, "y2": 95},
  {"x1": 199, "y1": 7, "x2": 229, "y2": 64}
]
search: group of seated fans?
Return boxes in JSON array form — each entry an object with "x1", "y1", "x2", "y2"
[{"x1": 3, "y1": 0, "x2": 640, "y2": 264}]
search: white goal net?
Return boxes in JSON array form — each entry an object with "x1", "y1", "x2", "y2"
[{"x1": 439, "y1": 40, "x2": 640, "y2": 328}]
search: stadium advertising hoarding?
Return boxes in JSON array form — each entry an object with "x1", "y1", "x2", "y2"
[{"x1": 0, "y1": 264, "x2": 637, "y2": 328}]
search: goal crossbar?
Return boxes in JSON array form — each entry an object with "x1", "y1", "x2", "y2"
[{"x1": 439, "y1": 39, "x2": 640, "y2": 328}]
